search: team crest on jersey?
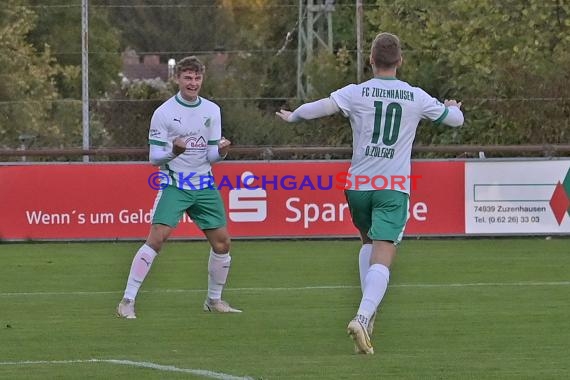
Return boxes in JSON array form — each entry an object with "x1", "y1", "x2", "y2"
[{"x1": 203, "y1": 117, "x2": 211, "y2": 128}]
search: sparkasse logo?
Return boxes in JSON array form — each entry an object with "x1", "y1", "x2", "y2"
[{"x1": 228, "y1": 171, "x2": 268, "y2": 222}]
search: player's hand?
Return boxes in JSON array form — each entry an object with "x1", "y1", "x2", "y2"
[
  {"x1": 444, "y1": 99, "x2": 462, "y2": 109},
  {"x1": 218, "y1": 137, "x2": 231, "y2": 157},
  {"x1": 172, "y1": 137, "x2": 187, "y2": 156},
  {"x1": 275, "y1": 109, "x2": 293, "y2": 122}
]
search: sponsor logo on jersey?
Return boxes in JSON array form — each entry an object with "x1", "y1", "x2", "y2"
[{"x1": 184, "y1": 136, "x2": 207, "y2": 150}]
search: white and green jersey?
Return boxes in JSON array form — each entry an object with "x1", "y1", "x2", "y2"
[
  {"x1": 331, "y1": 76, "x2": 449, "y2": 193},
  {"x1": 148, "y1": 93, "x2": 221, "y2": 189}
]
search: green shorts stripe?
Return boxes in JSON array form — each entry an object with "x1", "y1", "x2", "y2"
[
  {"x1": 151, "y1": 185, "x2": 226, "y2": 230},
  {"x1": 345, "y1": 189, "x2": 409, "y2": 244}
]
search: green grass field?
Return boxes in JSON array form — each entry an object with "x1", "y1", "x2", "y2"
[{"x1": 0, "y1": 239, "x2": 569, "y2": 379}]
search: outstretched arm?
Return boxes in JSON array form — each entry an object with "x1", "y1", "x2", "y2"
[
  {"x1": 441, "y1": 99, "x2": 464, "y2": 127},
  {"x1": 276, "y1": 98, "x2": 340, "y2": 122}
]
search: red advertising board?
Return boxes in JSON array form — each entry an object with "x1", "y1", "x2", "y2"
[{"x1": 0, "y1": 161, "x2": 465, "y2": 240}]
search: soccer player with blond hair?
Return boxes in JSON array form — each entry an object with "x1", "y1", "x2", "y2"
[{"x1": 277, "y1": 32, "x2": 464, "y2": 354}]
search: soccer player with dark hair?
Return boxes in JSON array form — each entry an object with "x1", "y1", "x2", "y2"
[{"x1": 117, "y1": 56, "x2": 241, "y2": 319}]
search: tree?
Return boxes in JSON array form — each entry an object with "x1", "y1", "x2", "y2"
[
  {"x1": 94, "y1": 77, "x2": 172, "y2": 151},
  {"x1": 27, "y1": 0, "x2": 122, "y2": 98},
  {"x1": 0, "y1": 1, "x2": 120, "y2": 151},
  {"x1": 101, "y1": 0, "x2": 225, "y2": 59},
  {"x1": 0, "y1": 1, "x2": 59, "y2": 149},
  {"x1": 366, "y1": 0, "x2": 570, "y2": 151}
]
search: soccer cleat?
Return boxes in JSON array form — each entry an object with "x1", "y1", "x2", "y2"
[
  {"x1": 203, "y1": 298, "x2": 242, "y2": 313},
  {"x1": 116, "y1": 298, "x2": 136, "y2": 319},
  {"x1": 367, "y1": 312, "x2": 376, "y2": 336},
  {"x1": 347, "y1": 318, "x2": 374, "y2": 354}
]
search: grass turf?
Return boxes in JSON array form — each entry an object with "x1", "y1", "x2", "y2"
[{"x1": 0, "y1": 238, "x2": 568, "y2": 379}]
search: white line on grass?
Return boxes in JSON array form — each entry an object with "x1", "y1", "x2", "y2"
[
  {"x1": 0, "y1": 359, "x2": 254, "y2": 380},
  {"x1": 393, "y1": 281, "x2": 570, "y2": 288},
  {"x1": 0, "y1": 281, "x2": 569, "y2": 297}
]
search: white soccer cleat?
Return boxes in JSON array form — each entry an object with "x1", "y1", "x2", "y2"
[
  {"x1": 116, "y1": 298, "x2": 136, "y2": 319},
  {"x1": 347, "y1": 318, "x2": 374, "y2": 354},
  {"x1": 367, "y1": 312, "x2": 376, "y2": 336},
  {"x1": 203, "y1": 298, "x2": 242, "y2": 313}
]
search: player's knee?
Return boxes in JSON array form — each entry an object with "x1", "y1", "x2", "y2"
[
  {"x1": 145, "y1": 237, "x2": 165, "y2": 253},
  {"x1": 146, "y1": 225, "x2": 172, "y2": 252},
  {"x1": 359, "y1": 230, "x2": 372, "y2": 244},
  {"x1": 211, "y1": 238, "x2": 231, "y2": 254}
]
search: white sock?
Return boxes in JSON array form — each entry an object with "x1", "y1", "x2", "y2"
[
  {"x1": 123, "y1": 244, "x2": 157, "y2": 301},
  {"x1": 207, "y1": 249, "x2": 231, "y2": 300},
  {"x1": 358, "y1": 244, "x2": 373, "y2": 293},
  {"x1": 356, "y1": 264, "x2": 390, "y2": 325}
]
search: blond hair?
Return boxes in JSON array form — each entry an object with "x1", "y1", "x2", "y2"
[{"x1": 370, "y1": 33, "x2": 402, "y2": 69}]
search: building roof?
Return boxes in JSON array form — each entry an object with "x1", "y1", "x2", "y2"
[{"x1": 121, "y1": 49, "x2": 169, "y2": 81}]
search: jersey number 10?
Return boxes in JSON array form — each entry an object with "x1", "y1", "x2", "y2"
[{"x1": 372, "y1": 101, "x2": 402, "y2": 146}]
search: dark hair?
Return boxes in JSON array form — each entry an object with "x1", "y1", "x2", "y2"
[
  {"x1": 176, "y1": 56, "x2": 205, "y2": 76},
  {"x1": 370, "y1": 33, "x2": 402, "y2": 69}
]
